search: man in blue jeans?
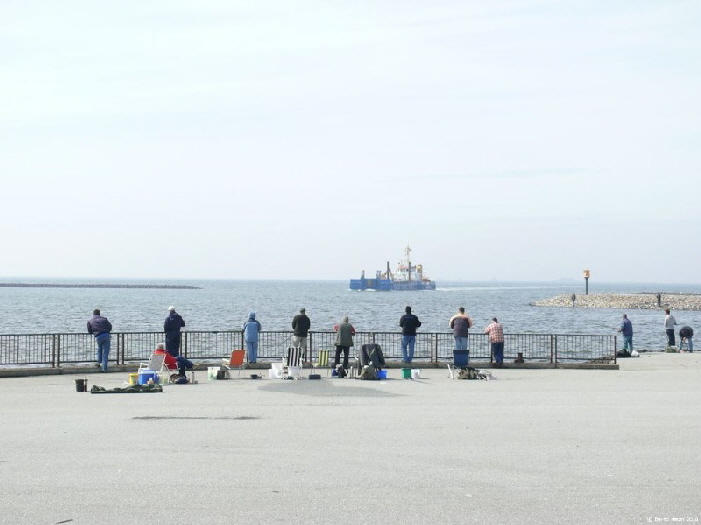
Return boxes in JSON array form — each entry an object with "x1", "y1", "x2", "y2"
[
  {"x1": 449, "y1": 307, "x2": 472, "y2": 353},
  {"x1": 87, "y1": 309, "x2": 112, "y2": 372},
  {"x1": 399, "y1": 306, "x2": 421, "y2": 363},
  {"x1": 618, "y1": 314, "x2": 633, "y2": 355}
]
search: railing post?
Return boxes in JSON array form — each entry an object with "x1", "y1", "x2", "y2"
[
  {"x1": 551, "y1": 335, "x2": 556, "y2": 364},
  {"x1": 52, "y1": 334, "x2": 58, "y2": 368}
]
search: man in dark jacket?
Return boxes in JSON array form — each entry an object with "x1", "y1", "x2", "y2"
[
  {"x1": 164, "y1": 306, "x2": 186, "y2": 357},
  {"x1": 618, "y1": 314, "x2": 633, "y2": 356},
  {"x1": 399, "y1": 306, "x2": 421, "y2": 363},
  {"x1": 291, "y1": 308, "x2": 311, "y2": 359},
  {"x1": 87, "y1": 308, "x2": 113, "y2": 372},
  {"x1": 679, "y1": 326, "x2": 694, "y2": 352},
  {"x1": 449, "y1": 307, "x2": 472, "y2": 351}
]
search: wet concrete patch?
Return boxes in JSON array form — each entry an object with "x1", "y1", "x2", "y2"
[
  {"x1": 259, "y1": 380, "x2": 402, "y2": 397},
  {"x1": 132, "y1": 416, "x2": 259, "y2": 420}
]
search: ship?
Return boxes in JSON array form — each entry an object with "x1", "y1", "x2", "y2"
[{"x1": 349, "y1": 245, "x2": 436, "y2": 291}]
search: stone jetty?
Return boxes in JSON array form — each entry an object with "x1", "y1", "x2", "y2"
[
  {"x1": 532, "y1": 293, "x2": 701, "y2": 310},
  {"x1": 0, "y1": 283, "x2": 201, "y2": 289}
]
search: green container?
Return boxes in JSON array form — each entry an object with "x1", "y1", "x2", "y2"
[{"x1": 402, "y1": 368, "x2": 412, "y2": 379}]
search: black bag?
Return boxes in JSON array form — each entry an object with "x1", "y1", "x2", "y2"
[{"x1": 360, "y1": 365, "x2": 377, "y2": 380}]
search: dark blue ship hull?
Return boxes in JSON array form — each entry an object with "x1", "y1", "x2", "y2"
[{"x1": 349, "y1": 278, "x2": 435, "y2": 291}]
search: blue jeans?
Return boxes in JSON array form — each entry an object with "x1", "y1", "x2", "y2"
[
  {"x1": 491, "y1": 342, "x2": 504, "y2": 364},
  {"x1": 454, "y1": 336, "x2": 468, "y2": 351},
  {"x1": 622, "y1": 335, "x2": 633, "y2": 353},
  {"x1": 401, "y1": 335, "x2": 416, "y2": 363},
  {"x1": 95, "y1": 333, "x2": 111, "y2": 372},
  {"x1": 680, "y1": 337, "x2": 693, "y2": 352},
  {"x1": 246, "y1": 341, "x2": 258, "y2": 363}
]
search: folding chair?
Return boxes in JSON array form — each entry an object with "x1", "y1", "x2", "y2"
[
  {"x1": 313, "y1": 349, "x2": 330, "y2": 377},
  {"x1": 222, "y1": 349, "x2": 246, "y2": 378},
  {"x1": 357, "y1": 344, "x2": 384, "y2": 380},
  {"x1": 364, "y1": 343, "x2": 385, "y2": 370},
  {"x1": 137, "y1": 353, "x2": 171, "y2": 384},
  {"x1": 285, "y1": 347, "x2": 303, "y2": 378},
  {"x1": 138, "y1": 353, "x2": 165, "y2": 373},
  {"x1": 286, "y1": 347, "x2": 302, "y2": 367},
  {"x1": 356, "y1": 345, "x2": 370, "y2": 372}
]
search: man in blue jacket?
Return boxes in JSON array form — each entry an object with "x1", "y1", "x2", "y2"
[
  {"x1": 164, "y1": 306, "x2": 186, "y2": 357},
  {"x1": 399, "y1": 306, "x2": 421, "y2": 363},
  {"x1": 87, "y1": 309, "x2": 113, "y2": 372},
  {"x1": 243, "y1": 311, "x2": 262, "y2": 364},
  {"x1": 618, "y1": 314, "x2": 633, "y2": 356}
]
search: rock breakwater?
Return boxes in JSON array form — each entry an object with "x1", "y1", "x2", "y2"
[
  {"x1": 532, "y1": 293, "x2": 701, "y2": 310},
  {"x1": 0, "y1": 283, "x2": 201, "y2": 290}
]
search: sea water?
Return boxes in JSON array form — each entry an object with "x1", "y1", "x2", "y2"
[{"x1": 0, "y1": 279, "x2": 699, "y2": 352}]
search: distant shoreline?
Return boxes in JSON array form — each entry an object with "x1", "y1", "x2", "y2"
[
  {"x1": 532, "y1": 293, "x2": 701, "y2": 310},
  {"x1": 0, "y1": 283, "x2": 201, "y2": 290}
]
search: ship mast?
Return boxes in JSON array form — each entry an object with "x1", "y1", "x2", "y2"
[{"x1": 405, "y1": 244, "x2": 412, "y2": 282}]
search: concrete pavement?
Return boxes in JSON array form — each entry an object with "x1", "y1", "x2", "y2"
[{"x1": 0, "y1": 353, "x2": 699, "y2": 524}]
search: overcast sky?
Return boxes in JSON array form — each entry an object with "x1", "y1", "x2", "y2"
[{"x1": 2, "y1": 1, "x2": 699, "y2": 283}]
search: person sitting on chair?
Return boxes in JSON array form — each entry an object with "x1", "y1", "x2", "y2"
[{"x1": 154, "y1": 343, "x2": 193, "y2": 377}]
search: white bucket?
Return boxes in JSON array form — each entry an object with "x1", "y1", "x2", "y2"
[
  {"x1": 411, "y1": 369, "x2": 421, "y2": 379},
  {"x1": 208, "y1": 367, "x2": 220, "y2": 380},
  {"x1": 268, "y1": 368, "x2": 282, "y2": 379},
  {"x1": 288, "y1": 366, "x2": 302, "y2": 378},
  {"x1": 271, "y1": 362, "x2": 284, "y2": 372}
]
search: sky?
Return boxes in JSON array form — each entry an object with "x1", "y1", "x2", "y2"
[{"x1": 2, "y1": 1, "x2": 699, "y2": 283}]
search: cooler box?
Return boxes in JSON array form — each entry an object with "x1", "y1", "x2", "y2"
[
  {"x1": 138, "y1": 370, "x2": 157, "y2": 385},
  {"x1": 454, "y1": 350, "x2": 469, "y2": 367}
]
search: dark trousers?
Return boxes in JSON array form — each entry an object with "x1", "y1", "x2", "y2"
[
  {"x1": 334, "y1": 345, "x2": 349, "y2": 369},
  {"x1": 165, "y1": 333, "x2": 181, "y2": 357},
  {"x1": 491, "y1": 342, "x2": 504, "y2": 364},
  {"x1": 176, "y1": 356, "x2": 193, "y2": 376},
  {"x1": 666, "y1": 329, "x2": 676, "y2": 347}
]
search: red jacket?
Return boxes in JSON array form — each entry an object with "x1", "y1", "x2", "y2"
[{"x1": 155, "y1": 348, "x2": 178, "y2": 370}]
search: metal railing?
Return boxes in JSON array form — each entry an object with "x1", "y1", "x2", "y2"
[{"x1": 0, "y1": 331, "x2": 616, "y2": 368}]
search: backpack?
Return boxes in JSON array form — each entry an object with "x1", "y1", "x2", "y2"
[
  {"x1": 360, "y1": 365, "x2": 377, "y2": 380},
  {"x1": 334, "y1": 365, "x2": 347, "y2": 378},
  {"x1": 457, "y1": 367, "x2": 475, "y2": 379},
  {"x1": 457, "y1": 366, "x2": 492, "y2": 380}
]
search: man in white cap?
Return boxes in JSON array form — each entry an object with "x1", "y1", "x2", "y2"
[{"x1": 164, "y1": 306, "x2": 186, "y2": 357}]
